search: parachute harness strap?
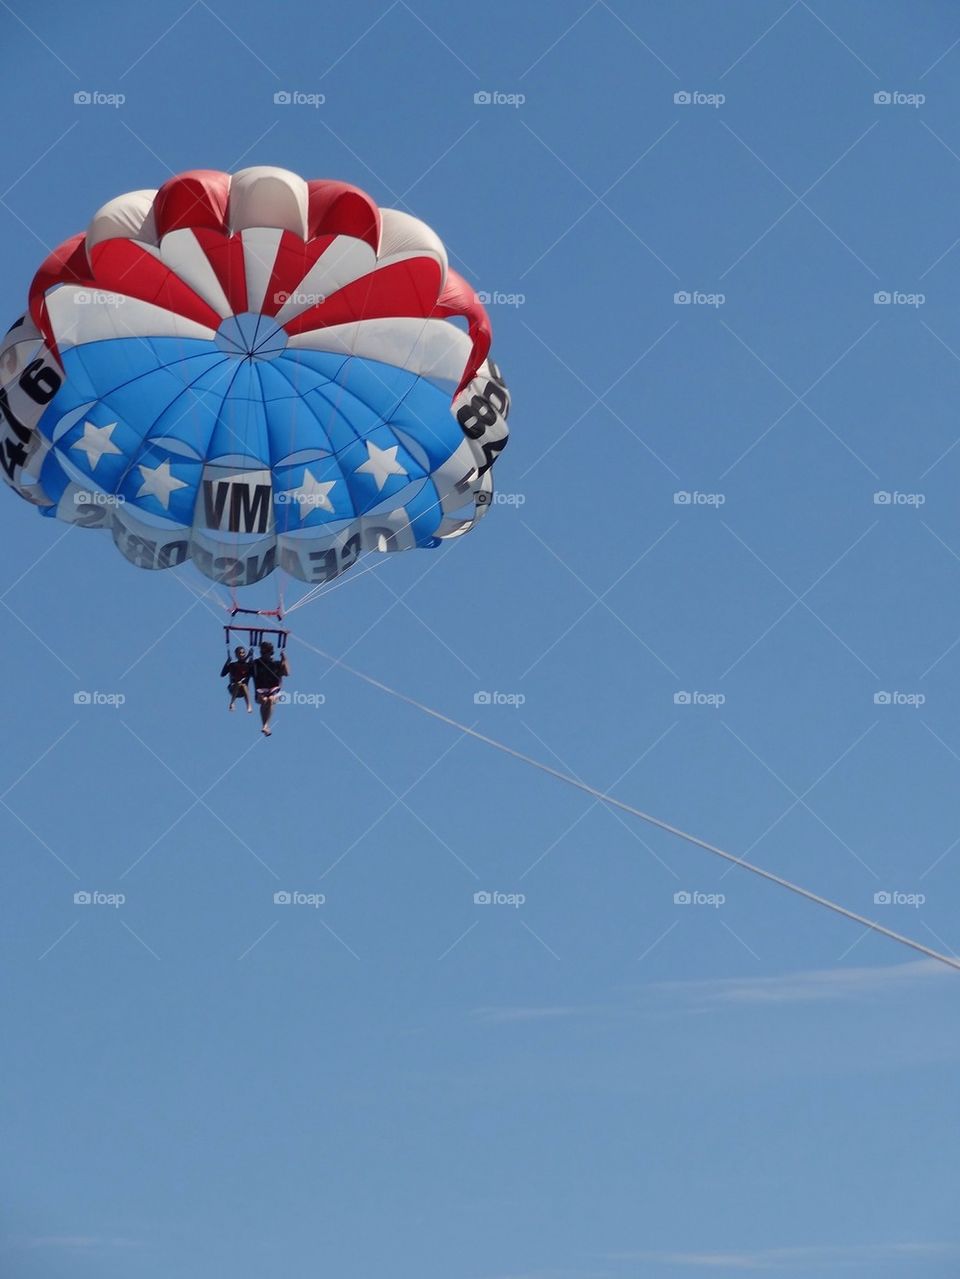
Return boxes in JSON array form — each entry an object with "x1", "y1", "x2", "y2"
[{"x1": 292, "y1": 634, "x2": 960, "y2": 975}]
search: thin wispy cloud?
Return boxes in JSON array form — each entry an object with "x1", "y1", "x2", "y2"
[
  {"x1": 472, "y1": 1005, "x2": 593, "y2": 1024},
  {"x1": 609, "y1": 1241, "x2": 959, "y2": 1270},
  {"x1": 482, "y1": 1270, "x2": 606, "y2": 1279},
  {"x1": 9, "y1": 1235, "x2": 140, "y2": 1253},
  {"x1": 475, "y1": 962, "x2": 951, "y2": 1027},
  {"x1": 651, "y1": 960, "x2": 952, "y2": 1007}
]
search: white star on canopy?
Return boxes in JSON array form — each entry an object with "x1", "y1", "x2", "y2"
[
  {"x1": 136, "y1": 459, "x2": 188, "y2": 510},
  {"x1": 355, "y1": 440, "x2": 407, "y2": 492},
  {"x1": 282, "y1": 468, "x2": 336, "y2": 515},
  {"x1": 71, "y1": 421, "x2": 121, "y2": 470}
]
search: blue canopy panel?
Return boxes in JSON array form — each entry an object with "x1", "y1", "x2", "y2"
[{"x1": 34, "y1": 334, "x2": 466, "y2": 562}]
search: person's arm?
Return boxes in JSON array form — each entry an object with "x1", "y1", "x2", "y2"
[
  {"x1": 220, "y1": 660, "x2": 231, "y2": 678},
  {"x1": 281, "y1": 653, "x2": 290, "y2": 677}
]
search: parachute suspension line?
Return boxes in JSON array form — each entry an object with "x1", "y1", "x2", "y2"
[
  {"x1": 282, "y1": 299, "x2": 452, "y2": 618},
  {"x1": 274, "y1": 317, "x2": 310, "y2": 629},
  {"x1": 284, "y1": 457, "x2": 451, "y2": 616},
  {"x1": 284, "y1": 476, "x2": 466, "y2": 615},
  {"x1": 284, "y1": 548, "x2": 395, "y2": 615},
  {"x1": 279, "y1": 335, "x2": 364, "y2": 619},
  {"x1": 283, "y1": 427, "x2": 474, "y2": 616},
  {"x1": 283, "y1": 450, "x2": 438, "y2": 615},
  {"x1": 291, "y1": 634, "x2": 960, "y2": 976}
]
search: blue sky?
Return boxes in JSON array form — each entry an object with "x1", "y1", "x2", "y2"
[{"x1": 3, "y1": 1, "x2": 960, "y2": 1276}]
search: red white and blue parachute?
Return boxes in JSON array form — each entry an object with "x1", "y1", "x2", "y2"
[{"x1": 0, "y1": 167, "x2": 509, "y2": 585}]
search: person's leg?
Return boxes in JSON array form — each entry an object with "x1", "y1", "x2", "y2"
[
  {"x1": 240, "y1": 683, "x2": 251, "y2": 712},
  {"x1": 228, "y1": 682, "x2": 237, "y2": 711},
  {"x1": 259, "y1": 691, "x2": 274, "y2": 734}
]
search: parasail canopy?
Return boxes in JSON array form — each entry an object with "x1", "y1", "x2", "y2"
[{"x1": 0, "y1": 166, "x2": 510, "y2": 586}]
